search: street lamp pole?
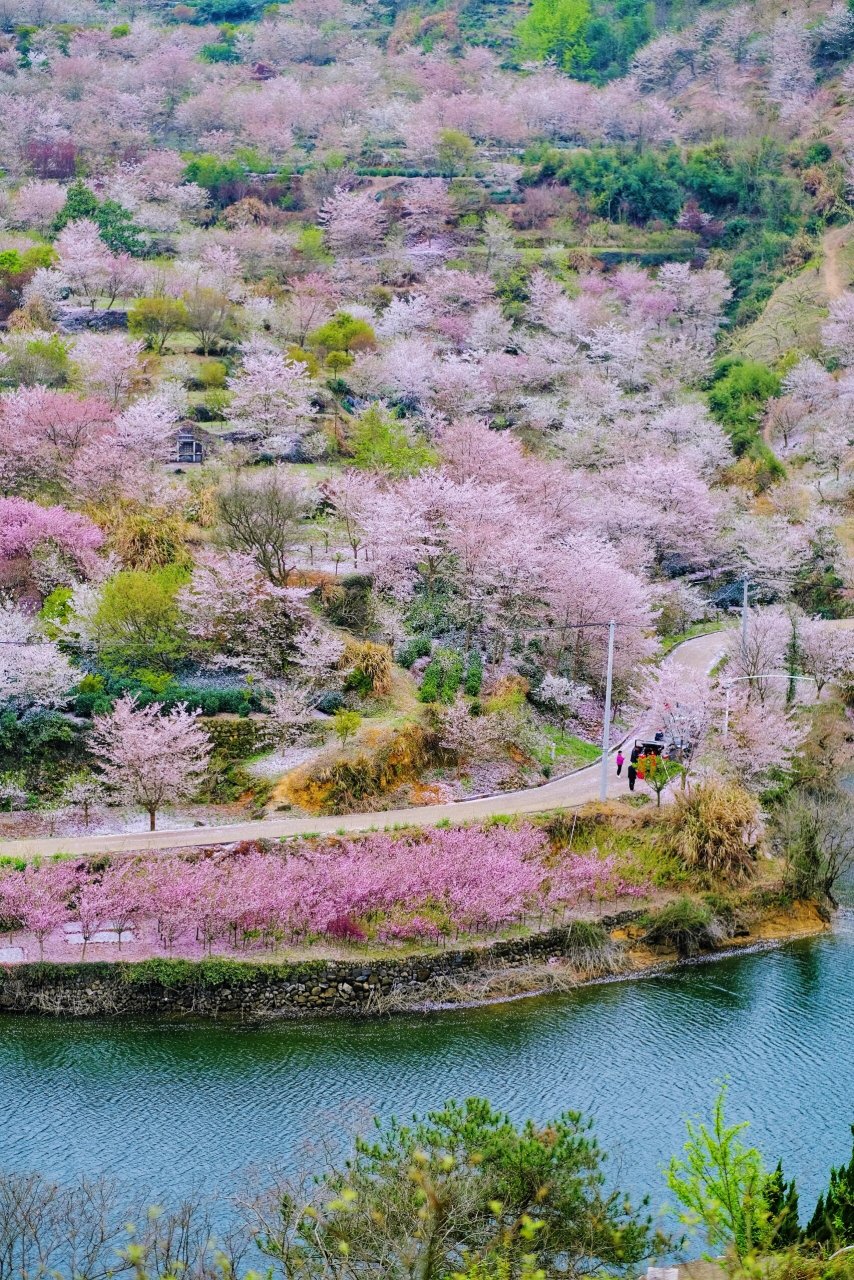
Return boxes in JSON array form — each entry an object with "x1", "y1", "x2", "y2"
[{"x1": 599, "y1": 618, "x2": 616, "y2": 802}]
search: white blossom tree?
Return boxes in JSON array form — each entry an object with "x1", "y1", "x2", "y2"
[
  {"x1": 0, "y1": 602, "x2": 75, "y2": 711},
  {"x1": 91, "y1": 695, "x2": 211, "y2": 830},
  {"x1": 797, "y1": 619, "x2": 854, "y2": 695},
  {"x1": 226, "y1": 337, "x2": 317, "y2": 444}
]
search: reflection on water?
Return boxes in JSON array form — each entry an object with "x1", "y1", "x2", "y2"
[{"x1": 2, "y1": 927, "x2": 853, "y2": 1220}]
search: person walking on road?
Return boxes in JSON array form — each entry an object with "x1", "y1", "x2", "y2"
[
  {"x1": 616, "y1": 750, "x2": 625, "y2": 777},
  {"x1": 627, "y1": 745, "x2": 639, "y2": 793}
]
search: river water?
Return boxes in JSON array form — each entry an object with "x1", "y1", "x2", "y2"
[{"x1": 2, "y1": 913, "x2": 854, "y2": 1224}]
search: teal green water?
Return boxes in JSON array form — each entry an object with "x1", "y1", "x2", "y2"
[{"x1": 2, "y1": 917, "x2": 853, "y2": 1218}]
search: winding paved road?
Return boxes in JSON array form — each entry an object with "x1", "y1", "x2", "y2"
[{"x1": 0, "y1": 630, "x2": 729, "y2": 858}]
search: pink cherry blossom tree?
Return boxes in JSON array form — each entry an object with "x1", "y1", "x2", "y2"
[
  {"x1": 636, "y1": 662, "x2": 718, "y2": 775},
  {"x1": 178, "y1": 549, "x2": 308, "y2": 675},
  {"x1": 55, "y1": 219, "x2": 140, "y2": 311},
  {"x1": 263, "y1": 684, "x2": 316, "y2": 745},
  {"x1": 0, "y1": 496, "x2": 104, "y2": 601},
  {"x1": 726, "y1": 607, "x2": 793, "y2": 704},
  {"x1": 90, "y1": 695, "x2": 212, "y2": 830},
  {"x1": 281, "y1": 272, "x2": 341, "y2": 344},
  {"x1": 714, "y1": 692, "x2": 808, "y2": 791},
  {"x1": 292, "y1": 622, "x2": 345, "y2": 689},
  {"x1": 0, "y1": 387, "x2": 114, "y2": 495},
  {"x1": 538, "y1": 673, "x2": 590, "y2": 729},
  {"x1": 11, "y1": 180, "x2": 66, "y2": 232},
  {"x1": 401, "y1": 178, "x2": 453, "y2": 239},
  {"x1": 822, "y1": 293, "x2": 854, "y2": 365},
  {"x1": 0, "y1": 863, "x2": 77, "y2": 959}
]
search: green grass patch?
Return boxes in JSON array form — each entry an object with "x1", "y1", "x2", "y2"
[{"x1": 532, "y1": 727, "x2": 600, "y2": 770}]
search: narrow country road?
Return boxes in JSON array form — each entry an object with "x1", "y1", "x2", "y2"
[{"x1": 0, "y1": 631, "x2": 729, "y2": 859}]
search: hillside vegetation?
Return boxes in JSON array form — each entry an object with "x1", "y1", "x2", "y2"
[{"x1": 0, "y1": 0, "x2": 853, "y2": 841}]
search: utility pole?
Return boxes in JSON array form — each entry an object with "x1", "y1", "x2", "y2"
[
  {"x1": 599, "y1": 619, "x2": 616, "y2": 802},
  {"x1": 741, "y1": 578, "x2": 749, "y2": 646}
]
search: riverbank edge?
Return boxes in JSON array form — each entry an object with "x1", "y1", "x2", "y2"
[{"x1": 0, "y1": 899, "x2": 830, "y2": 1019}]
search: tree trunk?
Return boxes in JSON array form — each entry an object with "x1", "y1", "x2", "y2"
[{"x1": 149, "y1": 808, "x2": 157, "y2": 831}]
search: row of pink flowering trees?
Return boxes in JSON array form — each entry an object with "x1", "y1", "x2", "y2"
[{"x1": 0, "y1": 827, "x2": 648, "y2": 961}]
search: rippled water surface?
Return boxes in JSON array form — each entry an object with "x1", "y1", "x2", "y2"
[{"x1": 2, "y1": 919, "x2": 853, "y2": 1216}]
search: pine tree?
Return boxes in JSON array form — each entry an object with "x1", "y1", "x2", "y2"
[
  {"x1": 53, "y1": 180, "x2": 146, "y2": 257},
  {"x1": 53, "y1": 178, "x2": 100, "y2": 229},
  {"x1": 805, "y1": 1127, "x2": 854, "y2": 1248},
  {"x1": 763, "y1": 1160, "x2": 801, "y2": 1248}
]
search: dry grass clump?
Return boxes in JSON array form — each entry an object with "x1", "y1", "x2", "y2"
[
  {"x1": 287, "y1": 723, "x2": 439, "y2": 813},
  {"x1": 666, "y1": 780, "x2": 760, "y2": 882},
  {"x1": 345, "y1": 640, "x2": 393, "y2": 695}
]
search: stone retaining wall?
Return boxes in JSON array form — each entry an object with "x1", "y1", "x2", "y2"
[{"x1": 0, "y1": 913, "x2": 642, "y2": 1019}]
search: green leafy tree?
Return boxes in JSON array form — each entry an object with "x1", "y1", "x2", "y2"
[
  {"x1": 199, "y1": 41, "x2": 240, "y2": 62},
  {"x1": 38, "y1": 586, "x2": 74, "y2": 639},
  {"x1": 255, "y1": 1097, "x2": 657, "y2": 1280},
  {"x1": 181, "y1": 286, "x2": 240, "y2": 355},
  {"x1": 53, "y1": 178, "x2": 100, "y2": 226},
  {"x1": 580, "y1": 0, "x2": 652, "y2": 82},
  {"x1": 516, "y1": 0, "x2": 591, "y2": 73},
  {"x1": 92, "y1": 567, "x2": 187, "y2": 674},
  {"x1": 333, "y1": 708, "x2": 362, "y2": 746},
  {"x1": 0, "y1": 244, "x2": 57, "y2": 324},
  {"x1": 295, "y1": 225, "x2": 332, "y2": 265},
  {"x1": 0, "y1": 708, "x2": 83, "y2": 791},
  {"x1": 193, "y1": 0, "x2": 261, "y2": 20},
  {"x1": 667, "y1": 1085, "x2": 770, "y2": 1261},
  {"x1": 636, "y1": 751, "x2": 684, "y2": 806},
  {"x1": 419, "y1": 650, "x2": 464, "y2": 704},
  {"x1": 182, "y1": 153, "x2": 250, "y2": 204},
  {"x1": 436, "y1": 128, "x2": 476, "y2": 177},
  {"x1": 128, "y1": 297, "x2": 190, "y2": 355},
  {"x1": 776, "y1": 791, "x2": 854, "y2": 907},
  {"x1": 708, "y1": 359, "x2": 781, "y2": 457},
  {"x1": 556, "y1": 148, "x2": 684, "y2": 222},
  {"x1": 309, "y1": 311, "x2": 376, "y2": 355},
  {"x1": 350, "y1": 407, "x2": 436, "y2": 477},
  {"x1": 0, "y1": 246, "x2": 54, "y2": 274},
  {"x1": 2, "y1": 332, "x2": 70, "y2": 387},
  {"x1": 95, "y1": 198, "x2": 147, "y2": 256}
]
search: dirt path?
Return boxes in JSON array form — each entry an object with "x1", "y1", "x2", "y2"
[
  {"x1": 821, "y1": 224, "x2": 851, "y2": 301},
  {"x1": 5, "y1": 621, "x2": 853, "y2": 859}
]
